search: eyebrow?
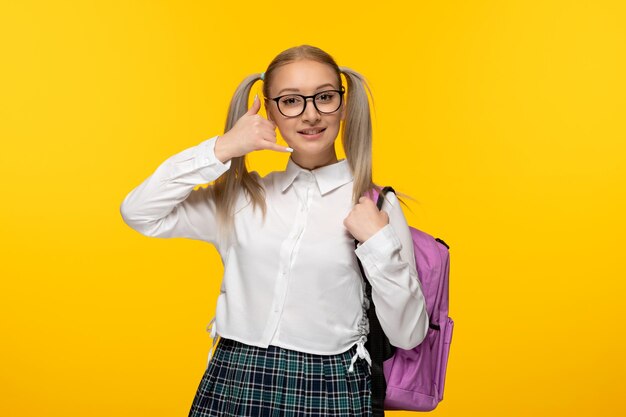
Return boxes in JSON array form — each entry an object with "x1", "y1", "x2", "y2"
[{"x1": 277, "y1": 83, "x2": 337, "y2": 96}]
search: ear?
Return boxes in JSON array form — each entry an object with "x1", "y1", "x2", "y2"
[
  {"x1": 264, "y1": 99, "x2": 274, "y2": 122},
  {"x1": 340, "y1": 101, "x2": 347, "y2": 121}
]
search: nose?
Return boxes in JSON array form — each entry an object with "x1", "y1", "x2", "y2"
[{"x1": 302, "y1": 97, "x2": 321, "y2": 122}]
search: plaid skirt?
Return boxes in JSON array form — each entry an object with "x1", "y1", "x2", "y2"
[{"x1": 187, "y1": 337, "x2": 372, "y2": 417}]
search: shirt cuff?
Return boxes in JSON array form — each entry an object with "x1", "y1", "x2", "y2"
[
  {"x1": 198, "y1": 135, "x2": 232, "y2": 171},
  {"x1": 166, "y1": 135, "x2": 232, "y2": 183},
  {"x1": 354, "y1": 223, "x2": 402, "y2": 264}
]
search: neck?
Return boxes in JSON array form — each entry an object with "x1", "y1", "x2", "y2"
[{"x1": 291, "y1": 151, "x2": 339, "y2": 171}]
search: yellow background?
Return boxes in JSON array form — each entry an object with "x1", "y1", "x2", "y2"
[{"x1": 1, "y1": 0, "x2": 625, "y2": 416}]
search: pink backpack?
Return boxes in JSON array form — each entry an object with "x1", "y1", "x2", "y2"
[{"x1": 357, "y1": 186, "x2": 454, "y2": 415}]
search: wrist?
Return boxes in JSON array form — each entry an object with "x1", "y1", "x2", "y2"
[{"x1": 214, "y1": 134, "x2": 236, "y2": 163}]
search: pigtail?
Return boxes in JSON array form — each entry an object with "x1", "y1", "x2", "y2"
[
  {"x1": 339, "y1": 67, "x2": 380, "y2": 205},
  {"x1": 339, "y1": 66, "x2": 415, "y2": 211},
  {"x1": 212, "y1": 73, "x2": 268, "y2": 249}
]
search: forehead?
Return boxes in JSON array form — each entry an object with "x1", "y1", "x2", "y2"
[{"x1": 271, "y1": 60, "x2": 339, "y2": 95}]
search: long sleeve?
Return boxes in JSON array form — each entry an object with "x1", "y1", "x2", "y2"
[
  {"x1": 354, "y1": 191, "x2": 429, "y2": 350},
  {"x1": 120, "y1": 135, "x2": 232, "y2": 248}
]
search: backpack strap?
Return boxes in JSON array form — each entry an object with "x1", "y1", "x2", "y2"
[
  {"x1": 354, "y1": 185, "x2": 397, "y2": 417},
  {"x1": 375, "y1": 185, "x2": 396, "y2": 210}
]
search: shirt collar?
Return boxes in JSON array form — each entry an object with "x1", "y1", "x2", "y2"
[{"x1": 278, "y1": 157, "x2": 354, "y2": 195}]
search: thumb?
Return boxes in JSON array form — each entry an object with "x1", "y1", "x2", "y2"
[{"x1": 247, "y1": 94, "x2": 261, "y2": 115}]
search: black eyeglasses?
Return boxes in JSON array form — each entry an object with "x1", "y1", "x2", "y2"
[{"x1": 265, "y1": 86, "x2": 345, "y2": 118}]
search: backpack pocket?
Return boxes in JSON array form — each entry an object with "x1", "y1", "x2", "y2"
[{"x1": 435, "y1": 316, "x2": 454, "y2": 401}]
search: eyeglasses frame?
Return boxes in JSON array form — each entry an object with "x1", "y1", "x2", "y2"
[{"x1": 264, "y1": 85, "x2": 346, "y2": 118}]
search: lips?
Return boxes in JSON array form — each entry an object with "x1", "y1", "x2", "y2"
[{"x1": 298, "y1": 127, "x2": 326, "y2": 135}]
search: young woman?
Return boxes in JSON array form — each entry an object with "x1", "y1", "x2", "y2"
[{"x1": 120, "y1": 44, "x2": 429, "y2": 417}]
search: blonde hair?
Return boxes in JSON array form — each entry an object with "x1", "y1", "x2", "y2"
[{"x1": 210, "y1": 44, "x2": 415, "y2": 248}]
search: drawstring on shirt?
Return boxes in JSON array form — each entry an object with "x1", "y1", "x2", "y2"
[
  {"x1": 348, "y1": 283, "x2": 372, "y2": 373},
  {"x1": 348, "y1": 335, "x2": 372, "y2": 373}
]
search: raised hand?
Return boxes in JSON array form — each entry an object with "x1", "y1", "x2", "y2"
[{"x1": 214, "y1": 95, "x2": 293, "y2": 162}]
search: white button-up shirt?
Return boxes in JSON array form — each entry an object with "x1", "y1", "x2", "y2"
[{"x1": 120, "y1": 135, "x2": 429, "y2": 373}]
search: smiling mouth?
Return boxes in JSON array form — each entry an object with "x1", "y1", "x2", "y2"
[{"x1": 298, "y1": 128, "x2": 326, "y2": 135}]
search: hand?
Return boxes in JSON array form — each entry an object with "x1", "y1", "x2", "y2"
[
  {"x1": 343, "y1": 196, "x2": 389, "y2": 243},
  {"x1": 214, "y1": 95, "x2": 292, "y2": 162}
]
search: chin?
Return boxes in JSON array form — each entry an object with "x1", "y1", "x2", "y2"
[{"x1": 293, "y1": 140, "x2": 333, "y2": 151}]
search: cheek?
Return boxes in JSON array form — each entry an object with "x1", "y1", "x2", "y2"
[
  {"x1": 327, "y1": 118, "x2": 342, "y2": 133},
  {"x1": 267, "y1": 112, "x2": 288, "y2": 132},
  {"x1": 277, "y1": 120, "x2": 296, "y2": 133}
]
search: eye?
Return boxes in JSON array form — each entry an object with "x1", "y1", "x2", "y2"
[
  {"x1": 317, "y1": 91, "x2": 336, "y2": 102},
  {"x1": 280, "y1": 95, "x2": 303, "y2": 107}
]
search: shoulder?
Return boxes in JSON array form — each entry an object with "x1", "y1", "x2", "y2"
[{"x1": 378, "y1": 189, "x2": 411, "y2": 233}]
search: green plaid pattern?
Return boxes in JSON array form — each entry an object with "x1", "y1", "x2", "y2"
[{"x1": 188, "y1": 337, "x2": 372, "y2": 416}]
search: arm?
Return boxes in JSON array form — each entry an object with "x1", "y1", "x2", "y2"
[
  {"x1": 354, "y1": 191, "x2": 429, "y2": 350},
  {"x1": 119, "y1": 135, "x2": 231, "y2": 248}
]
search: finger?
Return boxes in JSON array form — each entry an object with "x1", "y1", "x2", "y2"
[
  {"x1": 262, "y1": 140, "x2": 293, "y2": 153},
  {"x1": 246, "y1": 94, "x2": 261, "y2": 115},
  {"x1": 261, "y1": 130, "x2": 278, "y2": 143},
  {"x1": 272, "y1": 143, "x2": 294, "y2": 153}
]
